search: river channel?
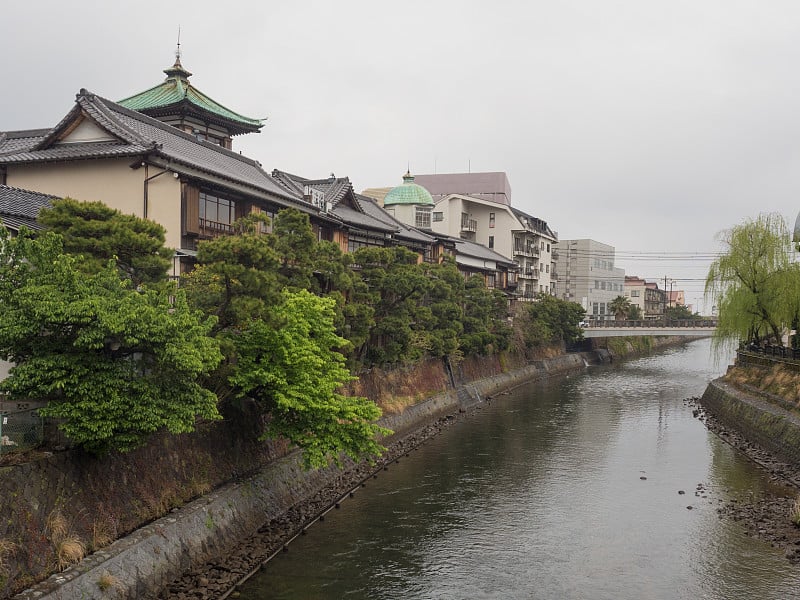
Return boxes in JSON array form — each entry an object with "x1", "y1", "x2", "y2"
[{"x1": 238, "y1": 339, "x2": 800, "y2": 599}]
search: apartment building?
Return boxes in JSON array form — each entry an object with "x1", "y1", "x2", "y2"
[{"x1": 554, "y1": 239, "x2": 625, "y2": 320}]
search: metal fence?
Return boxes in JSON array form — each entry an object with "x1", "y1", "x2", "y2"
[
  {"x1": 737, "y1": 349, "x2": 800, "y2": 373},
  {"x1": 0, "y1": 408, "x2": 43, "y2": 454}
]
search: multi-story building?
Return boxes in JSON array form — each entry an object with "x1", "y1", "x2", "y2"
[
  {"x1": 624, "y1": 276, "x2": 665, "y2": 320},
  {"x1": 397, "y1": 171, "x2": 557, "y2": 298},
  {"x1": 554, "y1": 239, "x2": 625, "y2": 320},
  {"x1": 0, "y1": 55, "x2": 443, "y2": 272}
]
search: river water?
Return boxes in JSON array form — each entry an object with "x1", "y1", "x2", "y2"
[{"x1": 238, "y1": 339, "x2": 800, "y2": 599}]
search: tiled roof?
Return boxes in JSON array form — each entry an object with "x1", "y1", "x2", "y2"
[
  {"x1": 432, "y1": 233, "x2": 516, "y2": 267},
  {"x1": 511, "y1": 207, "x2": 557, "y2": 239},
  {"x1": 357, "y1": 194, "x2": 435, "y2": 243},
  {"x1": 0, "y1": 185, "x2": 58, "y2": 230},
  {"x1": 332, "y1": 203, "x2": 397, "y2": 233},
  {"x1": 0, "y1": 129, "x2": 50, "y2": 155},
  {"x1": 0, "y1": 91, "x2": 293, "y2": 202},
  {"x1": 271, "y1": 170, "x2": 354, "y2": 208},
  {"x1": 117, "y1": 58, "x2": 263, "y2": 133},
  {"x1": 271, "y1": 170, "x2": 412, "y2": 236}
]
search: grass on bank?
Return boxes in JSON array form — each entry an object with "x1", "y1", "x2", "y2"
[{"x1": 725, "y1": 364, "x2": 800, "y2": 409}]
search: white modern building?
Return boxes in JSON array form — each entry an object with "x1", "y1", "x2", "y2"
[
  {"x1": 408, "y1": 172, "x2": 557, "y2": 298},
  {"x1": 554, "y1": 239, "x2": 625, "y2": 320}
]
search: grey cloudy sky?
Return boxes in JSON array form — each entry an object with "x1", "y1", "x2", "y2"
[{"x1": 3, "y1": 0, "x2": 800, "y2": 309}]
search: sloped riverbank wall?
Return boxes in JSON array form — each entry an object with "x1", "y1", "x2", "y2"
[{"x1": 701, "y1": 378, "x2": 800, "y2": 467}]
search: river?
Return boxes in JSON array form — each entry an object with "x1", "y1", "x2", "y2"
[{"x1": 237, "y1": 339, "x2": 800, "y2": 599}]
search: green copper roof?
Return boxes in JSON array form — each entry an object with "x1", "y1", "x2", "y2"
[
  {"x1": 118, "y1": 57, "x2": 263, "y2": 132},
  {"x1": 384, "y1": 172, "x2": 434, "y2": 206}
]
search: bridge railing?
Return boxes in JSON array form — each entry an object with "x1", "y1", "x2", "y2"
[{"x1": 585, "y1": 319, "x2": 718, "y2": 329}]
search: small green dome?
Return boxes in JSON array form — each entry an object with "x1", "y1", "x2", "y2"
[{"x1": 384, "y1": 171, "x2": 434, "y2": 206}]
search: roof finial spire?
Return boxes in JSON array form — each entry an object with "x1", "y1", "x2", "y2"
[{"x1": 164, "y1": 28, "x2": 192, "y2": 81}]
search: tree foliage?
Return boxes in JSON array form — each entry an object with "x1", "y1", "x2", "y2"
[
  {"x1": 0, "y1": 228, "x2": 221, "y2": 453},
  {"x1": 182, "y1": 218, "x2": 388, "y2": 467},
  {"x1": 705, "y1": 213, "x2": 800, "y2": 352},
  {"x1": 228, "y1": 290, "x2": 388, "y2": 468},
  {"x1": 665, "y1": 304, "x2": 700, "y2": 320},
  {"x1": 520, "y1": 295, "x2": 585, "y2": 347},
  {"x1": 627, "y1": 304, "x2": 643, "y2": 320},
  {"x1": 461, "y1": 275, "x2": 512, "y2": 355},
  {"x1": 37, "y1": 198, "x2": 173, "y2": 287},
  {"x1": 608, "y1": 295, "x2": 633, "y2": 320}
]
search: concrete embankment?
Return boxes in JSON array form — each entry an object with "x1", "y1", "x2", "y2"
[
  {"x1": 13, "y1": 353, "x2": 590, "y2": 600},
  {"x1": 701, "y1": 378, "x2": 800, "y2": 467}
]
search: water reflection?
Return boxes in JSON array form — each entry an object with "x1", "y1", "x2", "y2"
[{"x1": 238, "y1": 340, "x2": 800, "y2": 599}]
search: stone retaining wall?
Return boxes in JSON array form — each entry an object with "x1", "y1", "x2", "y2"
[{"x1": 701, "y1": 379, "x2": 800, "y2": 467}]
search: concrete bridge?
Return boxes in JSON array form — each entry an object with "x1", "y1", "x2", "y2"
[{"x1": 581, "y1": 319, "x2": 717, "y2": 338}]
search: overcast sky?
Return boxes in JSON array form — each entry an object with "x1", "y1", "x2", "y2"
[{"x1": 3, "y1": 1, "x2": 799, "y2": 311}]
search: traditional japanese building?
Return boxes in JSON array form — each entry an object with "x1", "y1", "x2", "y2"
[{"x1": 117, "y1": 49, "x2": 263, "y2": 149}]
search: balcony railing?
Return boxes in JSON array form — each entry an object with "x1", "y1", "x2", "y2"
[
  {"x1": 513, "y1": 246, "x2": 540, "y2": 257},
  {"x1": 199, "y1": 218, "x2": 235, "y2": 237},
  {"x1": 460, "y1": 217, "x2": 477, "y2": 233}
]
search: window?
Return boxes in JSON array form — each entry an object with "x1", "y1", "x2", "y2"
[
  {"x1": 592, "y1": 302, "x2": 599, "y2": 315},
  {"x1": 546, "y1": 243, "x2": 550, "y2": 252},
  {"x1": 488, "y1": 235, "x2": 494, "y2": 249},
  {"x1": 595, "y1": 280, "x2": 599, "y2": 289},
  {"x1": 347, "y1": 234, "x2": 382, "y2": 253},
  {"x1": 433, "y1": 212, "x2": 443, "y2": 222},
  {"x1": 415, "y1": 207, "x2": 432, "y2": 229},
  {"x1": 541, "y1": 241, "x2": 545, "y2": 250},
  {"x1": 489, "y1": 212, "x2": 495, "y2": 228},
  {"x1": 199, "y1": 192, "x2": 236, "y2": 233},
  {"x1": 545, "y1": 264, "x2": 549, "y2": 273},
  {"x1": 631, "y1": 290, "x2": 640, "y2": 297}
]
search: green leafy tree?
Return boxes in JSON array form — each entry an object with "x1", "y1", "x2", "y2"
[
  {"x1": 181, "y1": 215, "x2": 282, "y2": 331},
  {"x1": 0, "y1": 228, "x2": 222, "y2": 453},
  {"x1": 627, "y1": 304, "x2": 643, "y2": 320},
  {"x1": 608, "y1": 295, "x2": 632, "y2": 321},
  {"x1": 417, "y1": 259, "x2": 465, "y2": 358},
  {"x1": 271, "y1": 208, "x2": 317, "y2": 291},
  {"x1": 705, "y1": 213, "x2": 800, "y2": 351},
  {"x1": 228, "y1": 289, "x2": 388, "y2": 468},
  {"x1": 461, "y1": 275, "x2": 511, "y2": 355},
  {"x1": 521, "y1": 295, "x2": 585, "y2": 347},
  {"x1": 665, "y1": 304, "x2": 700, "y2": 320},
  {"x1": 352, "y1": 246, "x2": 429, "y2": 365},
  {"x1": 181, "y1": 221, "x2": 388, "y2": 467},
  {"x1": 37, "y1": 198, "x2": 173, "y2": 287}
]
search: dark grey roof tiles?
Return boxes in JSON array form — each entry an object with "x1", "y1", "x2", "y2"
[
  {"x1": 331, "y1": 203, "x2": 397, "y2": 233},
  {"x1": 0, "y1": 185, "x2": 58, "y2": 230},
  {"x1": 0, "y1": 91, "x2": 294, "y2": 202},
  {"x1": 0, "y1": 129, "x2": 49, "y2": 155},
  {"x1": 356, "y1": 194, "x2": 434, "y2": 243}
]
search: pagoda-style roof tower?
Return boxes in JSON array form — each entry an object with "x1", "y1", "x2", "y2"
[{"x1": 118, "y1": 47, "x2": 263, "y2": 149}]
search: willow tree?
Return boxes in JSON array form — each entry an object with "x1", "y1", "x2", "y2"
[{"x1": 705, "y1": 213, "x2": 800, "y2": 354}]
